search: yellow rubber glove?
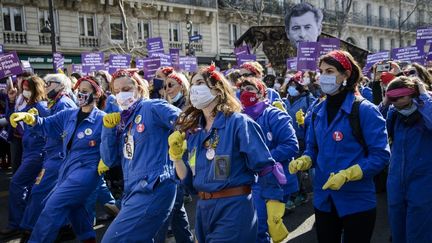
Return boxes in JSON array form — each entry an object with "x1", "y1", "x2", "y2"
[
  {"x1": 322, "y1": 164, "x2": 363, "y2": 190},
  {"x1": 289, "y1": 155, "x2": 312, "y2": 174},
  {"x1": 28, "y1": 107, "x2": 39, "y2": 116},
  {"x1": 10, "y1": 112, "x2": 36, "y2": 128},
  {"x1": 272, "y1": 101, "x2": 286, "y2": 112},
  {"x1": 98, "y1": 159, "x2": 109, "y2": 176},
  {"x1": 103, "y1": 112, "x2": 120, "y2": 128},
  {"x1": 296, "y1": 109, "x2": 305, "y2": 126},
  {"x1": 266, "y1": 200, "x2": 289, "y2": 243},
  {"x1": 168, "y1": 131, "x2": 187, "y2": 161}
]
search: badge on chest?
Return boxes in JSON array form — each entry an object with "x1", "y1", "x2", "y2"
[{"x1": 123, "y1": 134, "x2": 135, "y2": 160}]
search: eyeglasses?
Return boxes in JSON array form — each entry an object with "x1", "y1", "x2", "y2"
[
  {"x1": 164, "y1": 83, "x2": 177, "y2": 89},
  {"x1": 403, "y1": 69, "x2": 417, "y2": 76},
  {"x1": 45, "y1": 80, "x2": 61, "y2": 87}
]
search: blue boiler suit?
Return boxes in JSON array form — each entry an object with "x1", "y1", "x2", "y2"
[
  {"x1": 304, "y1": 92, "x2": 390, "y2": 216},
  {"x1": 100, "y1": 99, "x2": 180, "y2": 243},
  {"x1": 7, "y1": 101, "x2": 48, "y2": 230},
  {"x1": 387, "y1": 93, "x2": 432, "y2": 243},
  {"x1": 28, "y1": 107, "x2": 105, "y2": 243},
  {"x1": 252, "y1": 105, "x2": 299, "y2": 243},
  {"x1": 182, "y1": 112, "x2": 284, "y2": 243},
  {"x1": 20, "y1": 95, "x2": 77, "y2": 230}
]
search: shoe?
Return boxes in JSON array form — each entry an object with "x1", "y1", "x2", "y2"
[
  {"x1": 183, "y1": 194, "x2": 193, "y2": 204},
  {"x1": 0, "y1": 228, "x2": 21, "y2": 240},
  {"x1": 104, "y1": 203, "x2": 120, "y2": 217}
]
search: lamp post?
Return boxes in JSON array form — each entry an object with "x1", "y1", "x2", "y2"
[
  {"x1": 41, "y1": 0, "x2": 57, "y2": 71},
  {"x1": 186, "y1": 20, "x2": 193, "y2": 56}
]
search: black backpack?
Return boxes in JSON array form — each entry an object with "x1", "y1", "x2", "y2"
[{"x1": 311, "y1": 96, "x2": 368, "y2": 156}]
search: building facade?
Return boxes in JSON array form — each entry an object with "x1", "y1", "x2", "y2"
[{"x1": 0, "y1": 0, "x2": 431, "y2": 73}]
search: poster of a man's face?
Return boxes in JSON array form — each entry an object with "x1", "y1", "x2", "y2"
[{"x1": 285, "y1": 3, "x2": 323, "y2": 47}]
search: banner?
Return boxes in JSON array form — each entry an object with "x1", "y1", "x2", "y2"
[
  {"x1": 135, "y1": 58, "x2": 145, "y2": 70},
  {"x1": 416, "y1": 27, "x2": 432, "y2": 52},
  {"x1": 72, "y1": 64, "x2": 83, "y2": 75},
  {"x1": 296, "y1": 42, "x2": 319, "y2": 71},
  {"x1": 142, "y1": 57, "x2": 161, "y2": 80},
  {"x1": 146, "y1": 37, "x2": 164, "y2": 54},
  {"x1": 81, "y1": 52, "x2": 104, "y2": 74},
  {"x1": 391, "y1": 46, "x2": 425, "y2": 65},
  {"x1": 150, "y1": 52, "x2": 172, "y2": 67},
  {"x1": 236, "y1": 54, "x2": 256, "y2": 66},
  {"x1": 362, "y1": 51, "x2": 390, "y2": 76},
  {"x1": 286, "y1": 57, "x2": 297, "y2": 71},
  {"x1": 169, "y1": 48, "x2": 180, "y2": 69},
  {"x1": 178, "y1": 56, "x2": 198, "y2": 72},
  {"x1": 108, "y1": 54, "x2": 131, "y2": 74},
  {"x1": 53, "y1": 52, "x2": 65, "y2": 72},
  {"x1": 0, "y1": 52, "x2": 24, "y2": 79},
  {"x1": 234, "y1": 45, "x2": 251, "y2": 56},
  {"x1": 318, "y1": 38, "x2": 340, "y2": 56}
]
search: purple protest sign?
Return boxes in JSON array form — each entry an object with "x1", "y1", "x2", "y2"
[
  {"x1": 318, "y1": 38, "x2": 340, "y2": 56},
  {"x1": 0, "y1": 52, "x2": 23, "y2": 79},
  {"x1": 362, "y1": 51, "x2": 390, "y2": 76},
  {"x1": 81, "y1": 52, "x2": 104, "y2": 74},
  {"x1": 296, "y1": 42, "x2": 319, "y2": 71},
  {"x1": 150, "y1": 52, "x2": 172, "y2": 67},
  {"x1": 286, "y1": 57, "x2": 297, "y2": 71},
  {"x1": 108, "y1": 54, "x2": 131, "y2": 74},
  {"x1": 236, "y1": 54, "x2": 256, "y2": 66},
  {"x1": 234, "y1": 45, "x2": 250, "y2": 56},
  {"x1": 72, "y1": 64, "x2": 83, "y2": 75},
  {"x1": 178, "y1": 56, "x2": 198, "y2": 72},
  {"x1": 169, "y1": 48, "x2": 180, "y2": 68},
  {"x1": 391, "y1": 46, "x2": 425, "y2": 65},
  {"x1": 53, "y1": 52, "x2": 65, "y2": 72},
  {"x1": 142, "y1": 57, "x2": 161, "y2": 80},
  {"x1": 136, "y1": 58, "x2": 145, "y2": 70},
  {"x1": 21, "y1": 60, "x2": 33, "y2": 73},
  {"x1": 416, "y1": 27, "x2": 432, "y2": 50},
  {"x1": 146, "y1": 37, "x2": 164, "y2": 54}
]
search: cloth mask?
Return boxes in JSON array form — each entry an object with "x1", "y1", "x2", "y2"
[
  {"x1": 171, "y1": 92, "x2": 183, "y2": 103},
  {"x1": 320, "y1": 74, "x2": 341, "y2": 95},
  {"x1": 288, "y1": 86, "x2": 300, "y2": 97},
  {"x1": 302, "y1": 77, "x2": 311, "y2": 85},
  {"x1": 240, "y1": 91, "x2": 259, "y2": 107},
  {"x1": 397, "y1": 103, "x2": 417, "y2": 117},
  {"x1": 190, "y1": 84, "x2": 216, "y2": 110},
  {"x1": 22, "y1": 90, "x2": 32, "y2": 99},
  {"x1": 77, "y1": 92, "x2": 94, "y2": 107},
  {"x1": 116, "y1": 92, "x2": 137, "y2": 110}
]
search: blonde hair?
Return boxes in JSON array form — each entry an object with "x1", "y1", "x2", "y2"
[
  {"x1": 112, "y1": 69, "x2": 149, "y2": 99},
  {"x1": 44, "y1": 73, "x2": 72, "y2": 92},
  {"x1": 240, "y1": 61, "x2": 264, "y2": 78}
]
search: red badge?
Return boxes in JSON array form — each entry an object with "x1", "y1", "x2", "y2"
[
  {"x1": 136, "y1": 124, "x2": 145, "y2": 133},
  {"x1": 89, "y1": 140, "x2": 96, "y2": 147},
  {"x1": 333, "y1": 131, "x2": 344, "y2": 142}
]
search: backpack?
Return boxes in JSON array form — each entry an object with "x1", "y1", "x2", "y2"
[{"x1": 311, "y1": 96, "x2": 368, "y2": 156}]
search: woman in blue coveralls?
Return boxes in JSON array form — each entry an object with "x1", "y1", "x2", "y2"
[
  {"x1": 0, "y1": 75, "x2": 48, "y2": 238},
  {"x1": 10, "y1": 76, "x2": 105, "y2": 243},
  {"x1": 238, "y1": 76, "x2": 299, "y2": 243},
  {"x1": 385, "y1": 76, "x2": 432, "y2": 243},
  {"x1": 155, "y1": 71, "x2": 194, "y2": 243},
  {"x1": 289, "y1": 50, "x2": 390, "y2": 243},
  {"x1": 98, "y1": 69, "x2": 181, "y2": 242},
  {"x1": 168, "y1": 65, "x2": 288, "y2": 243},
  {"x1": 19, "y1": 74, "x2": 77, "y2": 239}
]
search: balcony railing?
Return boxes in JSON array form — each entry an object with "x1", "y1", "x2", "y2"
[
  {"x1": 219, "y1": 0, "x2": 285, "y2": 15},
  {"x1": 148, "y1": 0, "x2": 216, "y2": 8},
  {"x1": 39, "y1": 34, "x2": 60, "y2": 46},
  {"x1": 189, "y1": 42, "x2": 203, "y2": 52},
  {"x1": 169, "y1": 41, "x2": 183, "y2": 49},
  {"x1": 79, "y1": 36, "x2": 99, "y2": 48},
  {"x1": 3, "y1": 31, "x2": 27, "y2": 45}
]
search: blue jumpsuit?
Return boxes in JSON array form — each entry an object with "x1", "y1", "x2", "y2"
[
  {"x1": 266, "y1": 88, "x2": 282, "y2": 103},
  {"x1": 100, "y1": 99, "x2": 181, "y2": 243},
  {"x1": 304, "y1": 92, "x2": 390, "y2": 216},
  {"x1": 387, "y1": 93, "x2": 432, "y2": 243},
  {"x1": 7, "y1": 101, "x2": 49, "y2": 230},
  {"x1": 20, "y1": 95, "x2": 77, "y2": 231},
  {"x1": 251, "y1": 104, "x2": 299, "y2": 243},
  {"x1": 29, "y1": 107, "x2": 105, "y2": 243},
  {"x1": 183, "y1": 111, "x2": 284, "y2": 243}
]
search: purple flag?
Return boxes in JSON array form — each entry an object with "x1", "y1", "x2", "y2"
[
  {"x1": 150, "y1": 52, "x2": 172, "y2": 67},
  {"x1": 286, "y1": 57, "x2": 297, "y2": 71},
  {"x1": 81, "y1": 52, "x2": 104, "y2": 74},
  {"x1": 169, "y1": 48, "x2": 180, "y2": 69},
  {"x1": 0, "y1": 52, "x2": 24, "y2": 79},
  {"x1": 178, "y1": 56, "x2": 198, "y2": 72},
  {"x1": 53, "y1": 52, "x2": 65, "y2": 72},
  {"x1": 146, "y1": 37, "x2": 164, "y2": 54},
  {"x1": 108, "y1": 54, "x2": 131, "y2": 74},
  {"x1": 391, "y1": 46, "x2": 425, "y2": 65},
  {"x1": 296, "y1": 42, "x2": 319, "y2": 71},
  {"x1": 142, "y1": 57, "x2": 161, "y2": 80},
  {"x1": 318, "y1": 38, "x2": 340, "y2": 56},
  {"x1": 234, "y1": 45, "x2": 250, "y2": 56},
  {"x1": 236, "y1": 54, "x2": 256, "y2": 66}
]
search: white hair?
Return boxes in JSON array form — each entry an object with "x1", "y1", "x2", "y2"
[{"x1": 44, "y1": 73, "x2": 72, "y2": 92}]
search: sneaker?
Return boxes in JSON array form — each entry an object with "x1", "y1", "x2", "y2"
[{"x1": 104, "y1": 203, "x2": 120, "y2": 217}]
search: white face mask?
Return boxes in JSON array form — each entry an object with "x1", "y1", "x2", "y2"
[
  {"x1": 397, "y1": 103, "x2": 417, "y2": 117},
  {"x1": 319, "y1": 74, "x2": 341, "y2": 95},
  {"x1": 288, "y1": 86, "x2": 300, "y2": 97},
  {"x1": 190, "y1": 84, "x2": 216, "y2": 110},
  {"x1": 273, "y1": 83, "x2": 281, "y2": 91},
  {"x1": 302, "y1": 77, "x2": 311, "y2": 85},
  {"x1": 116, "y1": 91, "x2": 136, "y2": 110},
  {"x1": 22, "y1": 90, "x2": 32, "y2": 99}
]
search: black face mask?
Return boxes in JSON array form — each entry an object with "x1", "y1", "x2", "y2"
[
  {"x1": 398, "y1": 110, "x2": 422, "y2": 126},
  {"x1": 77, "y1": 92, "x2": 94, "y2": 107},
  {"x1": 47, "y1": 88, "x2": 59, "y2": 100}
]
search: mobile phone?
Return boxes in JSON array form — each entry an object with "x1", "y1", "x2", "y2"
[{"x1": 376, "y1": 63, "x2": 390, "y2": 72}]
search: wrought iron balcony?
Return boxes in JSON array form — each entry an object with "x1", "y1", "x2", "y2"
[
  {"x1": 79, "y1": 36, "x2": 99, "y2": 48},
  {"x1": 148, "y1": 0, "x2": 217, "y2": 8},
  {"x1": 169, "y1": 41, "x2": 183, "y2": 49},
  {"x1": 3, "y1": 31, "x2": 27, "y2": 45}
]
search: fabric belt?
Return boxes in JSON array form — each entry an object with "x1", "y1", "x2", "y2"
[{"x1": 198, "y1": 185, "x2": 251, "y2": 200}]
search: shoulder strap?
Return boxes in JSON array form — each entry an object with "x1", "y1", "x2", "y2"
[{"x1": 349, "y1": 96, "x2": 368, "y2": 156}]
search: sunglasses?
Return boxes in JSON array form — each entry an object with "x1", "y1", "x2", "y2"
[
  {"x1": 45, "y1": 80, "x2": 61, "y2": 87},
  {"x1": 403, "y1": 69, "x2": 417, "y2": 76},
  {"x1": 164, "y1": 83, "x2": 177, "y2": 89}
]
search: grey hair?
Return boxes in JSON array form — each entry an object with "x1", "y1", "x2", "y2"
[{"x1": 44, "y1": 73, "x2": 72, "y2": 92}]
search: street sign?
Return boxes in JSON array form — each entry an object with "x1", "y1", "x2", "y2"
[{"x1": 189, "y1": 34, "x2": 202, "y2": 42}]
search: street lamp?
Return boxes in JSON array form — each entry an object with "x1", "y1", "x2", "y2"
[
  {"x1": 186, "y1": 20, "x2": 195, "y2": 56},
  {"x1": 41, "y1": 0, "x2": 57, "y2": 71}
]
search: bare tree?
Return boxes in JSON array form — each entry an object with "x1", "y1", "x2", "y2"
[
  {"x1": 334, "y1": 0, "x2": 353, "y2": 38},
  {"x1": 397, "y1": 0, "x2": 426, "y2": 47}
]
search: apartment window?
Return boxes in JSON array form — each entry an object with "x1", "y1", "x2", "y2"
[
  {"x1": 229, "y1": 24, "x2": 238, "y2": 46},
  {"x1": 366, "y1": 4, "x2": 372, "y2": 25},
  {"x1": 192, "y1": 24, "x2": 200, "y2": 36},
  {"x1": 137, "y1": 20, "x2": 151, "y2": 40},
  {"x1": 169, "y1": 22, "x2": 180, "y2": 42},
  {"x1": 323, "y1": 0, "x2": 328, "y2": 9},
  {"x1": 2, "y1": 6, "x2": 24, "y2": 31},
  {"x1": 39, "y1": 9, "x2": 60, "y2": 33},
  {"x1": 380, "y1": 38, "x2": 385, "y2": 51},
  {"x1": 352, "y1": 1, "x2": 358, "y2": 13},
  {"x1": 110, "y1": 16, "x2": 123, "y2": 41},
  {"x1": 367, "y1": 36, "x2": 373, "y2": 51},
  {"x1": 390, "y1": 39, "x2": 395, "y2": 49},
  {"x1": 407, "y1": 40, "x2": 412, "y2": 46},
  {"x1": 79, "y1": 14, "x2": 95, "y2": 36},
  {"x1": 400, "y1": 39, "x2": 404, "y2": 47}
]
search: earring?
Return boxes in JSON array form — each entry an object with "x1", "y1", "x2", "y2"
[{"x1": 343, "y1": 80, "x2": 347, "y2": 86}]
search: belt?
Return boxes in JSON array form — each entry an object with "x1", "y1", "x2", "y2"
[{"x1": 198, "y1": 185, "x2": 251, "y2": 200}]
